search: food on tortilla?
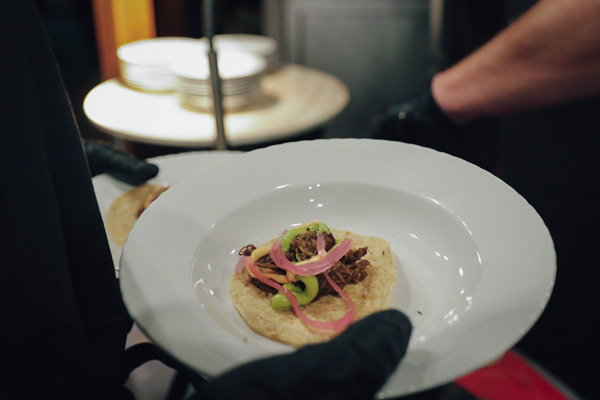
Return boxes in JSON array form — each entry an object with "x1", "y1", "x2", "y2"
[
  {"x1": 230, "y1": 220, "x2": 396, "y2": 346},
  {"x1": 106, "y1": 184, "x2": 169, "y2": 248}
]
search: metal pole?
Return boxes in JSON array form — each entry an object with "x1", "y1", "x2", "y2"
[{"x1": 204, "y1": 0, "x2": 228, "y2": 150}]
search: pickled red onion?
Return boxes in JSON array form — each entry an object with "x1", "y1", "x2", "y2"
[
  {"x1": 322, "y1": 271, "x2": 355, "y2": 329},
  {"x1": 269, "y1": 238, "x2": 354, "y2": 276},
  {"x1": 235, "y1": 257, "x2": 247, "y2": 273},
  {"x1": 239, "y1": 256, "x2": 354, "y2": 332},
  {"x1": 241, "y1": 255, "x2": 284, "y2": 291},
  {"x1": 316, "y1": 231, "x2": 326, "y2": 256}
]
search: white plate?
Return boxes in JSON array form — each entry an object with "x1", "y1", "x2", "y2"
[
  {"x1": 209, "y1": 34, "x2": 278, "y2": 58},
  {"x1": 176, "y1": 83, "x2": 260, "y2": 96},
  {"x1": 92, "y1": 151, "x2": 241, "y2": 268},
  {"x1": 204, "y1": 34, "x2": 279, "y2": 72},
  {"x1": 121, "y1": 79, "x2": 176, "y2": 92},
  {"x1": 178, "y1": 92, "x2": 261, "y2": 109},
  {"x1": 117, "y1": 37, "x2": 202, "y2": 67},
  {"x1": 119, "y1": 139, "x2": 556, "y2": 397},
  {"x1": 170, "y1": 49, "x2": 266, "y2": 81}
]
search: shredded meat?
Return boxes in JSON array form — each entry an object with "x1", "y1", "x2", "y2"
[
  {"x1": 243, "y1": 250, "x2": 285, "y2": 295},
  {"x1": 314, "y1": 249, "x2": 370, "y2": 299},
  {"x1": 287, "y1": 231, "x2": 335, "y2": 261},
  {"x1": 240, "y1": 229, "x2": 370, "y2": 298}
]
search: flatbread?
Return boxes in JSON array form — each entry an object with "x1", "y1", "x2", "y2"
[
  {"x1": 230, "y1": 228, "x2": 397, "y2": 346},
  {"x1": 105, "y1": 184, "x2": 167, "y2": 248}
]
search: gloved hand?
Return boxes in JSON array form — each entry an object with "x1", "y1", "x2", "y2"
[
  {"x1": 83, "y1": 140, "x2": 159, "y2": 185},
  {"x1": 195, "y1": 309, "x2": 412, "y2": 400},
  {"x1": 370, "y1": 85, "x2": 467, "y2": 158}
]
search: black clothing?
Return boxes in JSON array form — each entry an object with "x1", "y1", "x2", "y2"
[{"x1": 0, "y1": 1, "x2": 132, "y2": 398}]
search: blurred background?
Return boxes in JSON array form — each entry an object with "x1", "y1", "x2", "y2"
[
  {"x1": 36, "y1": 0, "x2": 432, "y2": 144},
  {"x1": 36, "y1": 0, "x2": 262, "y2": 143},
  {"x1": 34, "y1": 0, "x2": 515, "y2": 168}
]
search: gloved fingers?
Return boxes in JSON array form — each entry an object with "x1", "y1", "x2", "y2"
[
  {"x1": 369, "y1": 85, "x2": 456, "y2": 140},
  {"x1": 196, "y1": 309, "x2": 412, "y2": 400},
  {"x1": 83, "y1": 140, "x2": 159, "y2": 185},
  {"x1": 107, "y1": 162, "x2": 159, "y2": 186},
  {"x1": 369, "y1": 103, "x2": 406, "y2": 140},
  {"x1": 396, "y1": 87, "x2": 454, "y2": 127}
]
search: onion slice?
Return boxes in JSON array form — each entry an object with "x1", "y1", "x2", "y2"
[
  {"x1": 235, "y1": 257, "x2": 247, "y2": 273},
  {"x1": 238, "y1": 256, "x2": 354, "y2": 332},
  {"x1": 322, "y1": 271, "x2": 355, "y2": 330},
  {"x1": 269, "y1": 238, "x2": 354, "y2": 276},
  {"x1": 316, "y1": 231, "x2": 326, "y2": 256}
]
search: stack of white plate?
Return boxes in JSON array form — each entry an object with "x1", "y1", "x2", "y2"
[
  {"x1": 117, "y1": 37, "x2": 201, "y2": 91},
  {"x1": 171, "y1": 49, "x2": 267, "y2": 111},
  {"x1": 208, "y1": 34, "x2": 279, "y2": 73}
]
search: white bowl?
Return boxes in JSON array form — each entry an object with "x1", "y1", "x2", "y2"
[{"x1": 119, "y1": 139, "x2": 555, "y2": 397}]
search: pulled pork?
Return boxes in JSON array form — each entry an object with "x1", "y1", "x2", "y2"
[{"x1": 238, "y1": 230, "x2": 370, "y2": 298}]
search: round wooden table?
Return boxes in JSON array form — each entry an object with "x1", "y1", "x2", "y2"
[{"x1": 83, "y1": 64, "x2": 349, "y2": 149}]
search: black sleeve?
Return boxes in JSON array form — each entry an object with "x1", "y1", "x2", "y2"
[{"x1": 0, "y1": 1, "x2": 132, "y2": 398}]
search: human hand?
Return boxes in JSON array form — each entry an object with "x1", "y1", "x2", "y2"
[
  {"x1": 83, "y1": 140, "x2": 159, "y2": 185},
  {"x1": 195, "y1": 309, "x2": 412, "y2": 400}
]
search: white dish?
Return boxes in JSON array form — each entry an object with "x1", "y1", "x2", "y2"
[
  {"x1": 121, "y1": 79, "x2": 176, "y2": 92},
  {"x1": 178, "y1": 92, "x2": 261, "y2": 109},
  {"x1": 117, "y1": 37, "x2": 204, "y2": 91},
  {"x1": 117, "y1": 37, "x2": 202, "y2": 67},
  {"x1": 210, "y1": 34, "x2": 278, "y2": 58},
  {"x1": 175, "y1": 74, "x2": 262, "y2": 85},
  {"x1": 119, "y1": 139, "x2": 556, "y2": 397},
  {"x1": 178, "y1": 91, "x2": 260, "y2": 102},
  {"x1": 200, "y1": 34, "x2": 279, "y2": 72},
  {"x1": 176, "y1": 80, "x2": 260, "y2": 94},
  {"x1": 92, "y1": 151, "x2": 241, "y2": 268},
  {"x1": 170, "y1": 49, "x2": 266, "y2": 81}
]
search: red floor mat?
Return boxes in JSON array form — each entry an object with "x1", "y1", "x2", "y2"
[{"x1": 455, "y1": 350, "x2": 571, "y2": 400}]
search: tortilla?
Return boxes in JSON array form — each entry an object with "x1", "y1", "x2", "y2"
[
  {"x1": 230, "y1": 228, "x2": 397, "y2": 346},
  {"x1": 105, "y1": 184, "x2": 168, "y2": 248}
]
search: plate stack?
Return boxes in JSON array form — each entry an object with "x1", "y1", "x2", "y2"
[
  {"x1": 210, "y1": 34, "x2": 279, "y2": 73},
  {"x1": 117, "y1": 37, "x2": 201, "y2": 92},
  {"x1": 171, "y1": 49, "x2": 267, "y2": 112}
]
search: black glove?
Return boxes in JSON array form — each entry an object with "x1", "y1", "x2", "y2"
[
  {"x1": 195, "y1": 309, "x2": 412, "y2": 400},
  {"x1": 83, "y1": 140, "x2": 159, "y2": 185},
  {"x1": 370, "y1": 86, "x2": 467, "y2": 158}
]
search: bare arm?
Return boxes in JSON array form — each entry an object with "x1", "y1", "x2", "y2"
[{"x1": 432, "y1": 0, "x2": 600, "y2": 123}]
